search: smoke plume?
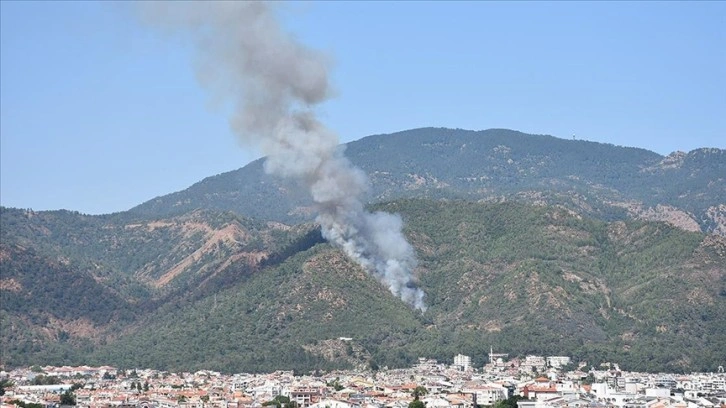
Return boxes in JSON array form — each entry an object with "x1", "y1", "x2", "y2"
[{"x1": 140, "y1": 1, "x2": 426, "y2": 310}]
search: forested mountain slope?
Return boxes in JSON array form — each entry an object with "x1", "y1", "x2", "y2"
[
  {"x1": 3, "y1": 200, "x2": 723, "y2": 373},
  {"x1": 128, "y1": 128, "x2": 726, "y2": 234}
]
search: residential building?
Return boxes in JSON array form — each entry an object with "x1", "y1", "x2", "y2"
[{"x1": 454, "y1": 355, "x2": 472, "y2": 372}]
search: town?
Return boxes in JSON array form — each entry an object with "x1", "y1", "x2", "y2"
[{"x1": 2, "y1": 350, "x2": 725, "y2": 408}]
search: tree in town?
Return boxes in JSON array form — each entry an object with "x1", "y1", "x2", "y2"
[
  {"x1": 60, "y1": 389, "x2": 76, "y2": 406},
  {"x1": 412, "y1": 386, "x2": 428, "y2": 400},
  {"x1": 0, "y1": 379, "x2": 14, "y2": 396},
  {"x1": 493, "y1": 395, "x2": 528, "y2": 408}
]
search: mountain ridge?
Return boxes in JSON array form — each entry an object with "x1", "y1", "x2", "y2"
[{"x1": 124, "y1": 128, "x2": 725, "y2": 235}]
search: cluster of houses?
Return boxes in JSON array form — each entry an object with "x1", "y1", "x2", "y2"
[{"x1": 1, "y1": 355, "x2": 724, "y2": 408}]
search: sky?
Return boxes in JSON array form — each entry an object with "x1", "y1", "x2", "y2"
[{"x1": 1, "y1": 1, "x2": 725, "y2": 215}]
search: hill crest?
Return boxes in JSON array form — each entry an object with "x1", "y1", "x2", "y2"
[{"x1": 126, "y1": 128, "x2": 725, "y2": 235}]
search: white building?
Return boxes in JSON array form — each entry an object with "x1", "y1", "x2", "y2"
[
  {"x1": 454, "y1": 354, "x2": 472, "y2": 371},
  {"x1": 309, "y1": 399, "x2": 355, "y2": 408},
  {"x1": 546, "y1": 356, "x2": 571, "y2": 369},
  {"x1": 462, "y1": 384, "x2": 507, "y2": 406},
  {"x1": 422, "y1": 396, "x2": 454, "y2": 408},
  {"x1": 520, "y1": 356, "x2": 547, "y2": 374}
]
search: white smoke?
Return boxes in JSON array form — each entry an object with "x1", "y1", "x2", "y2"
[{"x1": 140, "y1": 1, "x2": 426, "y2": 310}]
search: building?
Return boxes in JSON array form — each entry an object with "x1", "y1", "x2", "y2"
[
  {"x1": 290, "y1": 387, "x2": 322, "y2": 408},
  {"x1": 454, "y1": 355, "x2": 472, "y2": 371},
  {"x1": 463, "y1": 383, "x2": 507, "y2": 406},
  {"x1": 546, "y1": 357, "x2": 571, "y2": 369},
  {"x1": 489, "y1": 347, "x2": 509, "y2": 365}
]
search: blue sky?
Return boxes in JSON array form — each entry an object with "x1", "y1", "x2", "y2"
[{"x1": 1, "y1": 1, "x2": 724, "y2": 215}]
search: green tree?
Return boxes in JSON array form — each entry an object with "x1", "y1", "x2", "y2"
[
  {"x1": 582, "y1": 373, "x2": 595, "y2": 385},
  {"x1": 493, "y1": 395, "x2": 527, "y2": 408},
  {"x1": 9, "y1": 400, "x2": 43, "y2": 408},
  {"x1": 409, "y1": 400, "x2": 425, "y2": 408},
  {"x1": 263, "y1": 395, "x2": 297, "y2": 408},
  {"x1": 60, "y1": 389, "x2": 76, "y2": 406},
  {"x1": 412, "y1": 386, "x2": 428, "y2": 400},
  {"x1": 0, "y1": 379, "x2": 14, "y2": 396},
  {"x1": 328, "y1": 378, "x2": 344, "y2": 391},
  {"x1": 32, "y1": 375, "x2": 61, "y2": 385}
]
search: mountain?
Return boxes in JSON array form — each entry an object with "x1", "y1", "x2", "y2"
[
  {"x1": 0, "y1": 206, "x2": 324, "y2": 367},
  {"x1": 2, "y1": 128, "x2": 724, "y2": 373},
  {"x1": 127, "y1": 128, "x2": 726, "y2": 235},
  {"x1": 2, "y1": 200, "x2": 724, "y2": 373},
  {"x1": 0, "y1": 243, "x2": 134, "y2": 364}
]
